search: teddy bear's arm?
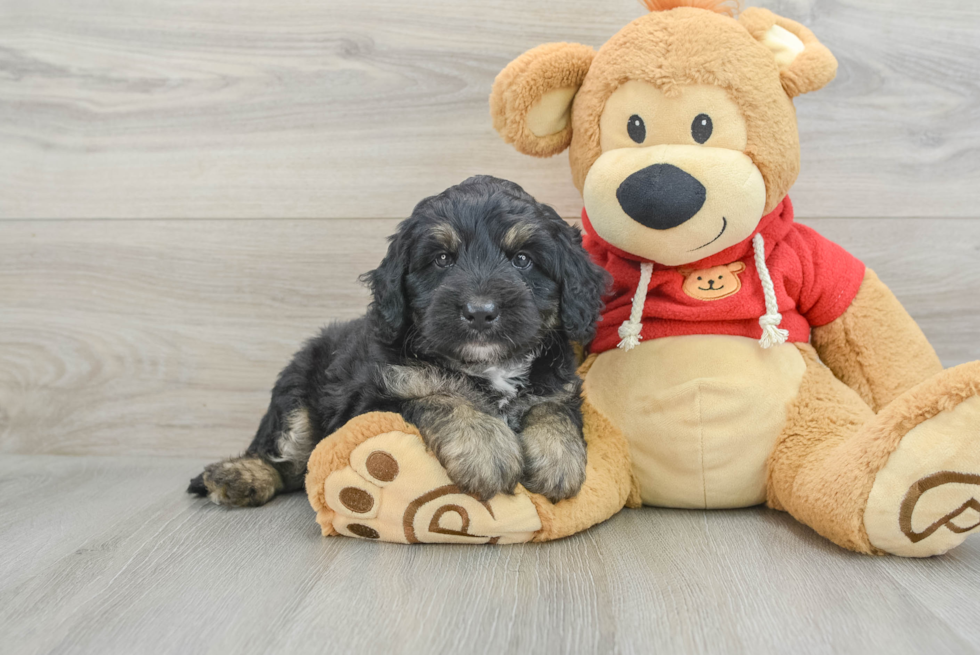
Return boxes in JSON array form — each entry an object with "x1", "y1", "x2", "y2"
[{"x1": 810, "y1": 269, "x2": 942, "y2": 412}]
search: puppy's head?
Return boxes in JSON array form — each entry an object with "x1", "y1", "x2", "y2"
[{"x1": 364, "y1": 175, "x2": 608, "y2": 364}]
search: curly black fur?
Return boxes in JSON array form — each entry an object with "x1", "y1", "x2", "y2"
[{"x1": 188, "y1": 176, "x2": 609, "y2": 506}]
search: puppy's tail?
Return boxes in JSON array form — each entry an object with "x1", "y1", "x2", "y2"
[{"x1": 187, "y1": 473, "x2": 207, "y2": 496}]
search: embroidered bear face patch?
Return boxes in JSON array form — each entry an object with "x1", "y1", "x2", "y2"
[{"x1": 680, "y1": 261, "x2": 746, "y2": 301}]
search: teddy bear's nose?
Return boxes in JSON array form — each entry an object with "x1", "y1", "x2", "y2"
[{"x1": 616, "y1": 163, "x2": 707, "y2": 230}]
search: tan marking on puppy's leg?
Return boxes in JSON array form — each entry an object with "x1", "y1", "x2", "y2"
[
  {"x1": 203, "y1": 456, "x2": 284, "y2": 507},
  {"x1": 270, "y1": 408, "x2": 316, "y2": 486}
]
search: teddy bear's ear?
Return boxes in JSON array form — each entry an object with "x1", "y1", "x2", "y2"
[
  {"x1": 728, "y1": 261, "x2": 746, "y2": 274},
  {"x1": 490, "y1": 42, "x2": 596, "y2": 158},
  {"x1": 739, "y1": 7, "x2": 838, "y2": 98}
]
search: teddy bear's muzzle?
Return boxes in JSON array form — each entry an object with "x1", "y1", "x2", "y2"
[{"x1": 582, "y1": 145, "x2": 767, "y2": 266}]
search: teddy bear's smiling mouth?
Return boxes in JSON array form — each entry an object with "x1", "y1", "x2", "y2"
[
  {"x1": 689, "y1": 216, "x2": 727, "y2": 252},
  {"x1": 698, "y1": 285, "x2": 724, "y2": 291}
]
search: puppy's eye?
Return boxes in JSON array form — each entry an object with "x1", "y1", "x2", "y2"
[
  {"x1": 512, "y1": 252, "x2": 532, "y2": 270},
  {"x1": 692, "y1": 113, "x2": 713, "y2": 144},
  {"x1": 434, "y1": 252, "x2": 455, "y2": 269},
  {"x1": 627, "y1": 114, "x2": 646, "y2": 144}
]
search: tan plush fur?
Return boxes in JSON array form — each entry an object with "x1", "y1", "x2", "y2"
[
  {"x1": 490, "y1": 42, "x2": 596, "y2": 158},
  {"x1": 767, "y1": 345, "x2": 877, "y2": 552},
  {"x1": 770, "y1": 351, "x2": 980, "y2": 554},
  {"x1": 577, "y1": 354, "x2": 642, "y2": 509},
  {"x1": 738, "y1": 8, "x2": 838, "y2": 99},
  {"x1": 640, "y1": 0, "x2": 739, "y2": 15},
  {"x1": 812, "y1": 269, "x2": 943, "y2": 412}
]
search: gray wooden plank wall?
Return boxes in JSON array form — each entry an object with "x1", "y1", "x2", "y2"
[
  {"x1": 1, "y1": 217, "x2": 978, "y2": 458},
  {"x1": 1, "y1": 0, "x2": 978, "y2": 219},
  {"x1": 0, "y1": 1, "x2": 978, "y2": 454}
]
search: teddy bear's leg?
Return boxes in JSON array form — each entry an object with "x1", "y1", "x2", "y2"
[
  {"x1": 769, "y1": 346, "x2": 980, "y2": 556},
  {"x1": 305, "y1": 410, "x2": 633, "y2": 544},
  {"x1": 766, "y1": 345, "x2": 876, "y2": 552}
]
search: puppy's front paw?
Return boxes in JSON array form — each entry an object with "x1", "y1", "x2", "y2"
[
  {"x1": 521, "y1": 414, "x2": 587, "y2": 503},
  {"x1": 199, "y1": 456, "x2": 283, "y2": 507},
  {"x1": 432, "y1": 413, "x2": 523, "y2": 502}
]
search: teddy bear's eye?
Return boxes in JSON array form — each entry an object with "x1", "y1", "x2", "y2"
[
  {"x1": 627, "y1": 114, "x2": 646, "y2": 144},
  {"x1": 692, "y1": 113, "x2": 713, "y2": 144}
]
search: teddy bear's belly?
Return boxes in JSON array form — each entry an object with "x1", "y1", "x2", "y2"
[{"x1": 583, "y1": 335, "x2": 807, "y2": 509}]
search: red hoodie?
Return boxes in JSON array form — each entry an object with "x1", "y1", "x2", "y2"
[{"x1": 582, "y1": 197, "x2": 866, "y2": 354}]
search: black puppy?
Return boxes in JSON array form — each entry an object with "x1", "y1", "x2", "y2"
[{"x1": 188, "y1": 176, "x2": 608, "y2": 506}]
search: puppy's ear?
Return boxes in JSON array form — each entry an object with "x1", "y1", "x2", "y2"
[
  {"x1": 490, "y1": 42, "x2": 596, "y2": 158},
  {"x1": 739, "y1": 7, "x2": 838, "y2": 98},
  {"x1": 555, "y1": 221, "x2": 609, "y2": 345},
  {"x1": 361, "y1": 224, "x2": 413, "y2": 343}
]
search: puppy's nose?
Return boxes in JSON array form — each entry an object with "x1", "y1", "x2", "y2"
[
  {"x1": 616, "y1": 163, "x2": 706, "y2": 230},
  {"x1": 463, "y1": 301, "x2": 499, "y2": 331}
]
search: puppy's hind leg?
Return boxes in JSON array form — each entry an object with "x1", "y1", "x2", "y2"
[
  {"x1": 190, "y1": 455, "x2": 284, "y2": 507},
  {"x1": 188, "y1": 405, "x2": 316, "y2": 507}
]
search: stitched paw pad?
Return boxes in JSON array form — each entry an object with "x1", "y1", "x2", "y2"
[
  {"x1": 319, "y1": 431, "x2": 542, "y2": 544},
  {"x1": 865, "y1": 395, "x2": 980, "y2": 557}
]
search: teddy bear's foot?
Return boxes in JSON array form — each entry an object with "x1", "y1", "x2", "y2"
[
  {"x1": 324, "y1": 430, "x2": 542, "y2": 543},
  {"x1": 306, "y1": 410, "x2": 636, "y2": 544},
  {"x1": 306, "y1": 415, "x2": 542, "y2": 544},
  {"x1": 864, "y1": 363, "x2": 980, "y2": 557}
]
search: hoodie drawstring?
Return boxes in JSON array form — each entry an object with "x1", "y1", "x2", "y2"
[
  {"x1": 752, "y1": 233, "x2": 789, "y2": 348},
  {"x1": 615, "y1": 234, "x2": 788, "y2": 353},
  {"x1": 617, "y1": 262, "x2": 653, "y2": 352}
]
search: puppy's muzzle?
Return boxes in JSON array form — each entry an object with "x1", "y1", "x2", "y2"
[
  {"x1": 616, "y1": 163, "x2": 707, "y2": 230},
  {"x1": 462, "y1": 300, "x2": 499, "y2": 331}
]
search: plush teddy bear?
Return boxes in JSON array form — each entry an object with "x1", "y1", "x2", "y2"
[
  {"x1": 488, "y1": 0, "x2": 980, "y2": 556},
  {"x1": 306, "y1": 0, "x2": 979, "y2": 556}
]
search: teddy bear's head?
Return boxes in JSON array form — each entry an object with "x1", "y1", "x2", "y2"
[{"x1": 491, "y1": 0, "x2": 837, "y2": 266}]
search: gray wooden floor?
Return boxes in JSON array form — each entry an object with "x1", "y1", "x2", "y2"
[{"x1": 1, "y1": 455, "x2": 978, "y2": 655}]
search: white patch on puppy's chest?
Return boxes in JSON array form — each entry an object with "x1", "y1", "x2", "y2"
[
  {"x1": 465, "y1": 356, "x2": 533, "y2": 405},
  {"x1": 485, "y1": 366, "x2": 523, "y2": 396}
]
